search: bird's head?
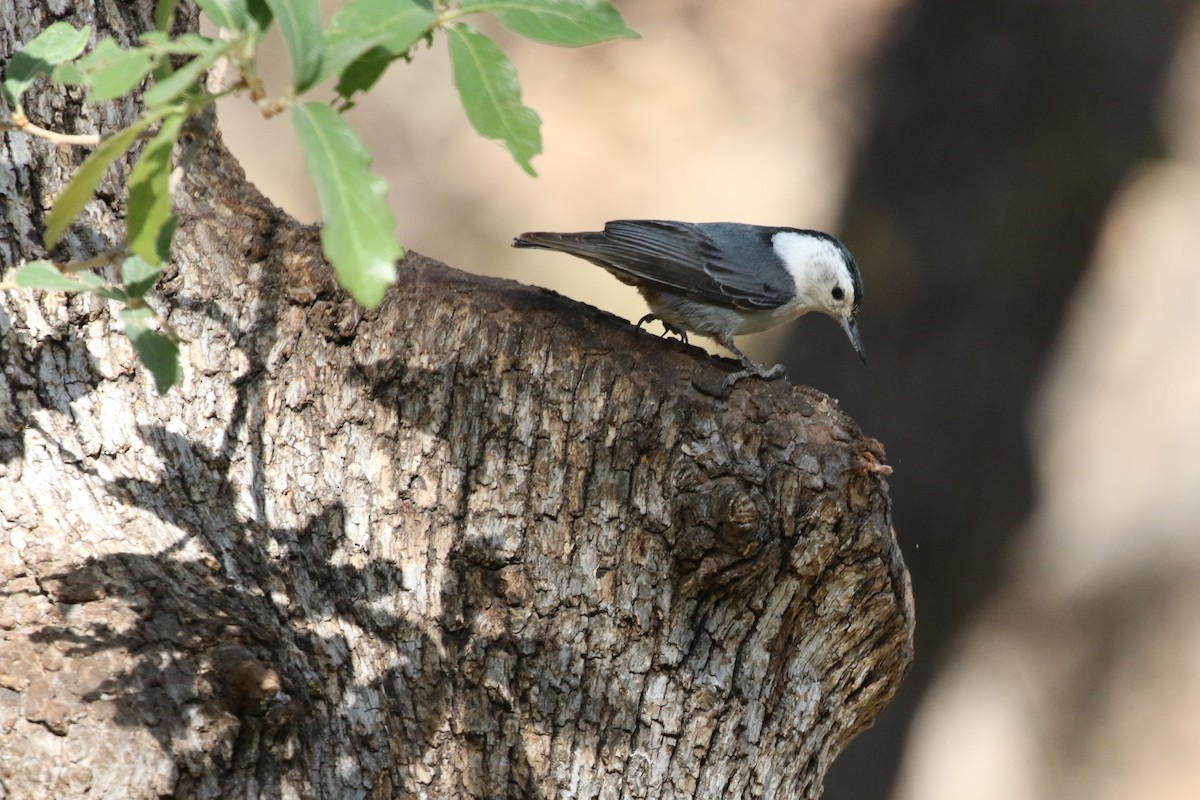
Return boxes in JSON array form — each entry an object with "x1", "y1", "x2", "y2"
[{"x1": 772, "y1": 230, "x2": 867, "y2": 363}]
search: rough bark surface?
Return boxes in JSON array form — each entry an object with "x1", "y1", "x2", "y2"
[{"x1": 0, "y1": 2, "x2": 913, "y2": 798}]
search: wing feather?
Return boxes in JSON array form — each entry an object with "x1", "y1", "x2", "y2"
[{"x1": 515, "y1": 220, "x2": 795, "y2": 310}]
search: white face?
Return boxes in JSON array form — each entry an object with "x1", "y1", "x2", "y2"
[
  {"x1": 771, "y1": 230, "x2": 858, "y2": 317},
  {"x1": 771, "y1": 229, "x2": 867, "y2": 362}
]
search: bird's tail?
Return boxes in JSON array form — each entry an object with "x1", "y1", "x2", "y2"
[
  {"x1": 512, "y1": 231, "x2": 578, "y2": 250},
  {"x1": 511, "y1": 228, "x2": 654, "y2": 290}
]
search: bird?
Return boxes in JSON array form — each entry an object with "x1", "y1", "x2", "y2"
[{"x1": 512, "y1": 220, "x2": 865, "y2": 392}]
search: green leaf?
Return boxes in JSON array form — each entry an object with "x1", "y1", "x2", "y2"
[
  {"x1": 446, "y1": 24, "x2": 541, "y2": 176},
  {"x1": 127, "y1": 114, "x2": 183, "y2": 265},
  {"x1": 91, "y1": 283, "x2": 132, "y2": 303},
  {"x1": 247, "y1": 0, "x2": 275, "y2": 31},
  {"x1": 44, "y1": 111, "x2": 167, "y2": 250},
  {"x1": 73, "y1": 271, "x2": 108, "y2": 292},
  {"x1": 457, "y1": 0, "x2": 638, "y2": 47},
  {"x1": 52, "y1": 37, "x2": 156, "y2": 102},
  {"x1": 193, "y1": 0, "x2": 272, "y2": 34},
  {"x1": 3, "y1": 22, "x2": 92, "y2": 111},
  {"x1": 49, "y1": 62, "x2": 86, "y2": 86},
  {"x1": 194, "y1": 0, "x2": 251, "y2": 30},
  {"x1": 264, "y1": 0, "x2": 323, "y2": 92},
  {"x1": 121, "y1": 254, "x2": 165, "y2": 299},
  {"x1": 14, "y1": 260, "x2": 88, "y2": 291},
  {"x1": 155, "y1": 0, "x2": 182, "y2": 33},
  {"x1": 320, "y1": 0, "x2": 436, "y2": 89},
  {"x1": 139, "y1": 31, "x2": 222, "y2": 56},
  {"x1": 292, "y1": 101, "x2": 401, "y2": 307},
  {"x1": 12, "y1": 261, "x2": 123, "y2": 298},
  {"x1": 120, "y1": 307, "x2": 181, "y2": 394},
  {"x1": 333, "y1": 47, "x2": 391, "y2": 101},
  {"x1": 142, "y1": 37, "x2": 233, "y2": 106}
]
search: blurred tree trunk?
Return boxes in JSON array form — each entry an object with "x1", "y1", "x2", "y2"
[
  {"x1": 794, "y1": 1, "x2": 1194, "y2": 797},
  {"x1": 0, "y1": 2, "x2": 912, "y2": 798}
]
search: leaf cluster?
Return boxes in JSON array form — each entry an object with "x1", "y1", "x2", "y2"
[{"x1": 2, "y1": 0, "x2": 637, "y2": 392}]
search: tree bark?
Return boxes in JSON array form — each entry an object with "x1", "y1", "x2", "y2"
[{"x1": 0, "y1": 2, "x2": 913, "y2": 798}]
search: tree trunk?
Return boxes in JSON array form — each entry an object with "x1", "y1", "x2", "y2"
[{"x1": 0, "y1": 2, "x2": 913, "y2": 798}]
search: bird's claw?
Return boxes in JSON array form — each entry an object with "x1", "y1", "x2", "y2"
[
  {"x1": 713, "y1": 361, "x2": 786, "y2": 398},
  {"x1": 637, "y1": 314, "x2": 688, "y2": 343},
  {"x1": 636, "y1": 313, "x2": 658, "y2": 330}
]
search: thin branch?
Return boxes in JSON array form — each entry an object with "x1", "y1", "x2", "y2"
[
  {"x1": 1, "y1": 118, "x2": 100, "y2": 146},
  {"x1": 58, "y1": 250, "x2": 125, "y2": 273}
]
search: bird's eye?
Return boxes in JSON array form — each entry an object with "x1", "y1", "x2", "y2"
[{"x1": 831, "y1": 286, "x2": 845, "y2": 301}]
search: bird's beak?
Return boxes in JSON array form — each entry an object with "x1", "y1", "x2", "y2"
[{"x1": 841, "y1": 315, "x2": 867, "y2": 364}]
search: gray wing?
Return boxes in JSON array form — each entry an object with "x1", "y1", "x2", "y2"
[{"x1": 514, "y1": 220, "x2": 796, "y2": 310}]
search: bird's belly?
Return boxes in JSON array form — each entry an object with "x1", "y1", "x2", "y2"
[{"x1": 642, "y1": 290, "x2": 811, "y2": 336}]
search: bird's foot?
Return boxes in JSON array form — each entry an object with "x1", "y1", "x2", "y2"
[
  {"x1": 635, "y1": 313, "x2": 658, "y2": 330},
  {"x1": 720, "y1": 360, "x2": 785, "y2": 397},
  {"x1": 705, "y1": 336, "x2": 787, "y2": 396},
  {"x1": 636, "y1": 314, "x2": 689, "y2": 343}
]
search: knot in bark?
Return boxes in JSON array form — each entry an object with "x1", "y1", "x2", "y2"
[{"x1": 671, "y1": 477, "x2": 776, "y2": 591}]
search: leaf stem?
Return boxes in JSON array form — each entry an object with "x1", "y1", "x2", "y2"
[
  {"x1": 57, "y1": 250, "x2": 125, "y2": 273},
  {"x1": 1, "y1": 117, "x2": 100, "y2": 146}
]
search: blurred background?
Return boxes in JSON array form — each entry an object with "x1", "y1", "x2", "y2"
[{"x1": 216, "y1": 1, "x2": 1200, "y2": 797}]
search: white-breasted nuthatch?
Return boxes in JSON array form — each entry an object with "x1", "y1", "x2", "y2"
[{"x1": 513, "y1": 220, "x2": 866, "y2": 390}]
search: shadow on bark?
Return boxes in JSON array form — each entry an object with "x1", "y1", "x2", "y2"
[{"x1": 9, "y1": 273, "x2": 907, "y2": 796}]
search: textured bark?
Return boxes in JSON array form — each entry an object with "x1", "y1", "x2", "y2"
[{"x1": 0, "y1": 2, "x2": 912, "y2": 798}]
